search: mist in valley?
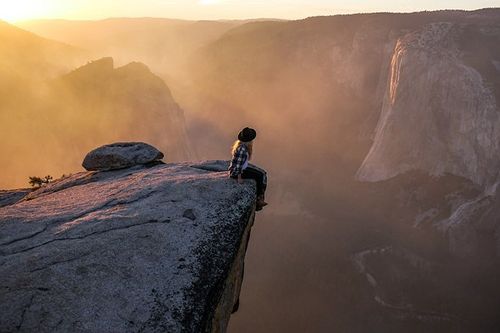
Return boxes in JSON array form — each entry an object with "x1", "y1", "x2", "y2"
[{"x1": 3, "y1": 9, "x2": 500, "y2": 332}]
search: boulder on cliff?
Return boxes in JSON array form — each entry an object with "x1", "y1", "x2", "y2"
[
  {"x1": 82, "y1": 142, "x2": 164, "y2": 171},
  {"x1": 0, "y1": 160, "x2": 256, "y2": 333}
]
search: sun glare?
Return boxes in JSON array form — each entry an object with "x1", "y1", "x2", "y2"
[
  {"x1": 199, "y1": 0, "x2": 219, "y2": 5},
  {"x1": 0, "y1": 0, "x2": 53, "y2": 22}
]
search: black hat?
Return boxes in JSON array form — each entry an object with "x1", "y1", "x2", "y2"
[{"x1": 238, "y1": 127, "x2": 256, "y2": 142}]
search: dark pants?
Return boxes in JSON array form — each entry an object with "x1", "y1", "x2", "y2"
[{"x1": 232, "y1": 166, "x2": 267, "y2": 196}]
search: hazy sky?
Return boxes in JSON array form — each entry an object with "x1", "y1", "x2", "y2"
[{"x1": 1, "y1": 0, "x2": 500, "y2": 22}]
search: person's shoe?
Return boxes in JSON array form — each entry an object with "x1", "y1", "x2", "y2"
[{"x1": 256, "y1": 199, "x2": 268, "y2": 211}]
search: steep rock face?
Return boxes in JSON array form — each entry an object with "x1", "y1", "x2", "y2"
[
  {"x1": 356, "y1": 23, "x2": 500, "y2": 187},
  {"x1": 353, "y1": 21, "x2": 500, "y2": 258},
  {"x1": 0, "y1": 161, "x2": 255, "y2": 332}
]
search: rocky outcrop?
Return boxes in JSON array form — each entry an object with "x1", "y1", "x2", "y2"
[
  {"x1": 0, "y1": 160, "x2": 256, "y2": 332},
  {"x1": 82, "y1": 142, "x2": 164, "y2": 171}
]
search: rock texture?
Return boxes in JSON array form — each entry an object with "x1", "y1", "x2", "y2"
[
  {"x1": 0, "y1": 160, "x2": 256, "y2": 333},
  {"x1": 0, "y1": 189, "x2": 31, "y2": 208},
  {"x1": 82, "y1": 142, "x2": 165, "y2": 171}
]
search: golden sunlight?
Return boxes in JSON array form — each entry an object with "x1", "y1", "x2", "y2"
[
  {"x1": 198, "y1": 0, "x2": 220, "y2": 5},
  {"x1": 0, "y1": 0, "x2": 53, "y2": 22}
]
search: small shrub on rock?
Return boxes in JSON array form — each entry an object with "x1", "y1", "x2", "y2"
[{"x1": 29, "y1": 175, "x2": 53, "y2": 188}]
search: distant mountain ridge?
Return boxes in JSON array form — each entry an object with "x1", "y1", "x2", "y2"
[
  {"x1": 17, "y1": 18, "x2": 247, "y2": 77},
  {"x1": 0, "y1": 19, "x2": 84, "y2": 87}
]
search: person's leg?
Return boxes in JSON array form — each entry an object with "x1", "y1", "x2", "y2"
[
  {"x1": 247, "y1": 165, "x2": 267, "y2": 182},
  {"x1": 241, "y1": 166, "x2": 268, "y2": 210},
  {"x1": 250, "y1": 166, "x2": 267, "y2": 198},
  {"x1": 241, "y1": 167, "x2": 265, "y2": 196}
]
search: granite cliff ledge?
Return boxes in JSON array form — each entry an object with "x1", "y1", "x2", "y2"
[{"x1": 0, "y1": 160, "x2": 256, "y2": 333}]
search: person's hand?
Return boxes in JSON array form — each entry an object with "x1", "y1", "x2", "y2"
[{"x1": 237, "y1": 175, "x2": 243, "y2": 184}]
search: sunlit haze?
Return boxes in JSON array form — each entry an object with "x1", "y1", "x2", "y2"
[{"x1": 1, "y1": 0, "x2": 500, "y2": 22}]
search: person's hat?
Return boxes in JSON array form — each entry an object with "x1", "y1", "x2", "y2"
[{"x1": 238, "y1": 127, "x2": 257, "y2": 142}]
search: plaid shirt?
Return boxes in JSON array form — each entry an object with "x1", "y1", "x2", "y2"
[{"x1": 229, "y1": 144, "x2": 248, "y2": 177}]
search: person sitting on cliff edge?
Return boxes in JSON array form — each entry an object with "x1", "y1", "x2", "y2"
[{"x1": 229, "y1": 127, "x2": 268, "y2": 211}]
